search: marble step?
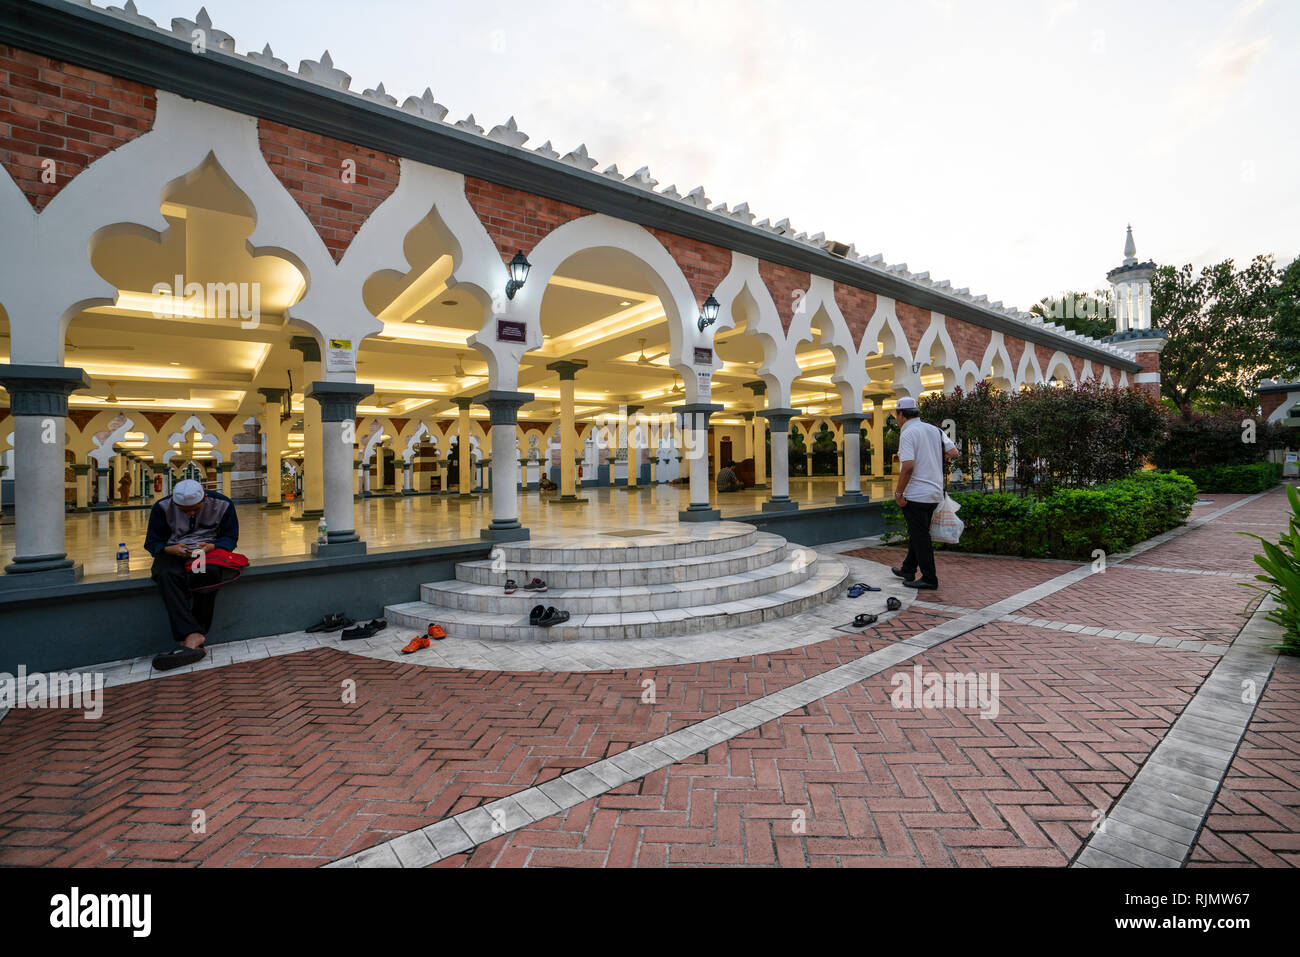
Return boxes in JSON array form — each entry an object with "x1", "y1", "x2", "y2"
[
  {"x1": 457, "y1": 533, "x2": 798, "y2": 589},
  {"x1": 492, "y1": 522, "x2": 757, "y2": 565},
  {"x1": 385, "y1": 557, "x2": 850, "y2": 643},
  {"x1": 422, "y1": 546, "x2": 823, "y2": 614}
]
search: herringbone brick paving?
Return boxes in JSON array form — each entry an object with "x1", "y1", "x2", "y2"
[
  {"x1": 1, "y1": 484, "x2": 1294, "y2": 868},
  {"x1": 1188, "y1": 655, "x2": 1300, "y2": 868},
  {"x1": 0, "y1": 613, "x2": 941, "y2": 867},
  {"x1": 1019, "y1": 568, "x2": 1262, "y2": 644},
  {"x1": 843, "y1": 547, "x2": 1075, "y2": 608},
  {"x1": 447, "y1": 622, "x2": 1215, "y2": 867}
]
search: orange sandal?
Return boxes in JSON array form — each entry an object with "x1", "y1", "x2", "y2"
[{"x1": 401, "y1": 636, "x2": 431, "y2": 654}]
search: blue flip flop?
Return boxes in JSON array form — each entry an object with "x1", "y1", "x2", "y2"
[{"x1": 847, "y1": 583, "x2": 881, "y2": 598}]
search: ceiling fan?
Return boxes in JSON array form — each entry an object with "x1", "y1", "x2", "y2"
[
  {"x1": 636, "y1": 338, "x2": 669, "y2": 366},
  {"x1": 102, "y1": 381, "x2": 155, "y2": 404},
  {"x1": 671, "y1": 373, "x2": 684, "y2": 395},
  {"x1": 452, "y1": 352, "x2": 489, "y2": 377},
  {"x1": 67, "y1": 337, "x2": 135, "y2": 353}
]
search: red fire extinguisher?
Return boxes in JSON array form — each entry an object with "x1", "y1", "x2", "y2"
[{"x1": 154, "y1": 474, "x2": 164, "y2": 494}]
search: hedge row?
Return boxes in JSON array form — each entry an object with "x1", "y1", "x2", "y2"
[
  {"x1": 881, "y1": 471, "x2": 1198, "y2": 561},
  {"x1": 1173, "y1": 461, "x2": 1283, "y2": 494}
]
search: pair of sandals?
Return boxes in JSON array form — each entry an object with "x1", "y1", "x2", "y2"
[
  {"x1": 847, "y1": 582, "x2": 882, "y2": 598},
  {"x1": 529, "y1": 604, "x2": 570, "y2": 628},
  {"x1": 505, "y1": 578, "x2": 548, "y2": 594},
  {"x1": 852, "y1": 596, "x2": 903, "y2": 630}
]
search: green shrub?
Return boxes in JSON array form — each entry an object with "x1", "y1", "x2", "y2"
[
  {"x1": 1240, "y1": 483, "x2": 1300, "y2": 656},
  {"x1": 879, "y1": 471, "x2": 1197, "y2": 561},
  {"x1": 1174, "y1": 461, "x2": 1283, "y2": 493}
]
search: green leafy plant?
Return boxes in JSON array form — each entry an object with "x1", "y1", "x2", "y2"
[
  {"x1": 1173, "y1": 461, "x2": 1283, "y2": 494},
  {"x1": 1239, "y1": 483, "x2": 1300, "y2": 656}
]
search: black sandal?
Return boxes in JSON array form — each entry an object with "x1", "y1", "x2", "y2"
[
  {"x1": 853, "y1": 613, "x2": 878, "y2": 628},
  {"x1": 341, "y1": 619, "x2": 387, "y2": 640},
  {"x1": 152, "y1": 646, "x2": 206, "y2": 671},
  {"x1": 306, "y1": 612, "x2": 353, "y2": 633}
]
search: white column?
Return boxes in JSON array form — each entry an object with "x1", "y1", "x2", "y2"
[
  {"x1": 291, "y1": 337, "x2": 324, "y2": 521},
  {"x1": 306, "y1": 381, "x2": 373, "y2": 557},
  {"x1": 477, "y1": 391, "x2": 533, "y2": 541},
  {"x1": 676, "y1": 403, "x2": 721, "y2": 522},
  {"x1": 834, "y1": 412, "x2": 867, "y2": 503},
  {"x1": 259, "y1": 388, "x2": 287, "y2": 509},
  {"x1": 546, "y1": 360, "x2": 587, "y2": 503},
  {"x1": 454, "y1": 398, "x2": 474, "y2": 496},
  {"x1": 0, "y1": 367, "x2": 89, "y2": 587},
  {"x1": 760, "y1": 408, "x2": 799, "y2": 512}
]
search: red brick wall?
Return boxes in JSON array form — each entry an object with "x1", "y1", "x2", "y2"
[
  {"x1": 1069, "y1": 355, "x2": 1085, "y2": 382},
  {"x1": 1003, "y1": 335, "x2": 1027, "y2": 381},
  {"x1": 946, "y1": 317, "x2": 991, "y2": 370},
  {"x1": 833, "y1": 283, "x2": 877, "y2": 352},
  {"x1": 647, "y1": 229, "x2": 732, "y2": 306},
  {"x1": 895, "y1": 302, "x2": 930, "y2": 356},
  {"x1": 465, "y1": 176, "x2": 589, "y2": 263},
  {"x1": 0, "y1": 46, "x2": 156, "y2": 211},
  {"x1": 758, "y1": 261, "x2": 811, "y2": 336},
  {"x1": 257, "y1": 121, "x2": 400, "y2": 264},
  {"x1": 1034, "y1": 344, "x2": 1055, "y2": 381}
]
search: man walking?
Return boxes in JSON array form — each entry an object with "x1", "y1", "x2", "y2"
[
  {"x1": 144, "y1": 478, "x2": 239, "y2": 670},
  {"x1": 891, "y1": 397, "x2": 958, "y2": 590}
]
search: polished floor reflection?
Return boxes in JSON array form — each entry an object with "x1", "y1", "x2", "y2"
[{"x1": 3, "y1": 476, "x2": 894, "y2": 579}]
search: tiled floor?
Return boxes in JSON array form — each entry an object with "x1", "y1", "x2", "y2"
[{"x1": 11, "y1": 476, "x2": 894, "y2": 579}]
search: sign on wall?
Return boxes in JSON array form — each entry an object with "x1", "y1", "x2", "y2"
[
  {"x1": 696, "y1": 370, "x2": 713, "y2": 403},
  {"x1": 326, "y1": 338, "x2": 355, "y2": 373},
  {"x1": 694, "y1": 347, "x2": 713, "y2": 366},
  {"x1": 496, "y1": 319, "x2": 527, "y2": 343}
]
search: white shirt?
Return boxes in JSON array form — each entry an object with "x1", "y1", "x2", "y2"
[{"x1": 897, "y1": 419, "x2": 956, "y2": 504}]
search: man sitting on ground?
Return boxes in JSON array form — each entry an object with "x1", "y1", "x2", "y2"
[
  {"x1": 716, "y1": 465, "x2": 743, "y2": 493},
  {"x1": 144, "y1": 478, "x2": 239, "y2": 670}
]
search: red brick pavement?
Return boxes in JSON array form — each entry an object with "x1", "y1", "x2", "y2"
[
  {"x1": 448, "y1": 623, "x2": 1215, "y2": 867},
  {"x1": 0, "y1": 614, "x2": 943, "y2": 867},
  {"x1": 843, "y1": 547, "x2": 1075, "y2": 609},
  {"x1": 1188, "y1": 655, "x2": 1300, "y2": 868},
  {"x1": 1019, "y1": 567, "x2": 1262, "y2": 643}
]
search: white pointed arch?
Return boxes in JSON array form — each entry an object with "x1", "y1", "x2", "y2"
[
  {"x1": 711, "y1": 253, "x2": 795, "y2": 404},
  {"x1": 495, "y1": 214, "x2": 701, "y2": 395}
]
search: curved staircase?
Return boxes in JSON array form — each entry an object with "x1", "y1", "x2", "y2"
[{"x1": 385, "y1": 522, "x2": 849, "y2": 642}]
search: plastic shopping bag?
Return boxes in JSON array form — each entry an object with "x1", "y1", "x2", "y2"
[{"x1": 930, "y1": 494, "x2": 964, "y2": 544}]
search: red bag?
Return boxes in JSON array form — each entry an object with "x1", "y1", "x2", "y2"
[{"x1": 185, "y1": 548, "x2": 250, "y2": 590}]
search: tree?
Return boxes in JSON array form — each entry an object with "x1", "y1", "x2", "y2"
[
  {"x1": 1029, "y1": 288, "x2": 1115, "y2": 340},
  {"x1": 1152, "y1": 255, "x2": 1278, "y2": 417},
  {"x1": 1266, "y1": 256, "x2": 1300, "y2": 380}
]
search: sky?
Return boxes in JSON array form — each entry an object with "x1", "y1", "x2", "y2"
[{"x1": 129, "y1": 0, "x2": 1298, "y2": 310}]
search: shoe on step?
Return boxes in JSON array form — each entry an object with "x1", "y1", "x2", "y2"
[
  {"x1": 529, "y1": 604, "x2": 547, "y2": 626},
  {"x1": 538, "y1": 607, "x2": 570, "y2": 628},
  {"x1": 523, "y1": 578, "x2": 548, "y2": 593},
  {"x1": 426, "y1": 624, "x2": 447, "y2": 640}
]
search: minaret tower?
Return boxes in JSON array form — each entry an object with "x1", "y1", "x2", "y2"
[{"x1": 1105, "y1": 225, "x2": 1167, "y2": 398}]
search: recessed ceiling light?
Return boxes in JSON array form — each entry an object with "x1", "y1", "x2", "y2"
[
  {"x1": 441, "y1": 300, "x2": 458, "y2": 307},
  {"x1": 169, "y1": 362, "x2": 180, "y2": 366},
  {"x1": 415, "y1": 319, "x2": 426, "y2": 324},
  {"x1": 620, "y1": 300, "x2": 632, "y2": 306}
]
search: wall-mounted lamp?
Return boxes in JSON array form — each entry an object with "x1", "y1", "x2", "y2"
[
  {"x1": 505, "y1": 251, "x2": 531, "y2": 300},
  {"x1": 696, "y1": 295, "x2": 721, "y2": 333},
  {"x1": 1048, "y1": 375, "x2": 1061, "y2": 388}
]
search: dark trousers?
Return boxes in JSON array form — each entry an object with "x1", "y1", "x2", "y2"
[
  {"x1": 900, "y1": 500, "x2": 940, "y2": 585},
  {"x1": 151, "y1": 551, "x2": 219, "y2": 642}
]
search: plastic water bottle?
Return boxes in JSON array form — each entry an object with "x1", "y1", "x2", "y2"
[
  {"x1": 317, "y1": 517, "x2": 328, "y2": 545},
  {"x1": 115, "y1": 542, "x2": 129, "y2": 575}
]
